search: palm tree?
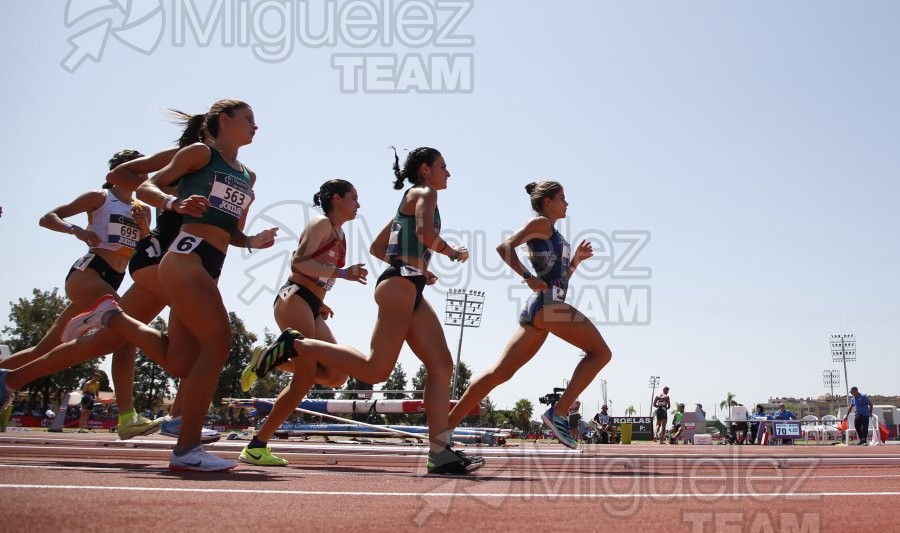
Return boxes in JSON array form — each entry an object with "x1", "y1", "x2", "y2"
[
  {"x1": 719, "y1": 392, "x2": 738, "y2": 419},
  {"x1": 512, "y1": 399, "x2": 534, "y2": 430},
  {"x1": 625, "y1": 405, "x2": 636, "y2": 416}
]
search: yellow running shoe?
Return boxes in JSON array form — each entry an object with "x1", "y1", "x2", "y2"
[{"x1": 239, "y1": 445, "x2": 288, "y2": 466}]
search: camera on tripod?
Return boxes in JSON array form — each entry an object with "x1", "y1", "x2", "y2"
[{"x1": 538, "y1": 387, "x2": 567, "y2": 406}]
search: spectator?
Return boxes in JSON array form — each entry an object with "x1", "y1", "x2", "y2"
[
  {"x1": 843, "y1": 386, "x2": 873, "y2": 446},
  {"x1": 653, "y1": 386, "x2": 670, "y2": 444},
  {"x1": 669, "y1": 403, "x2": 685, "y2": 444},
  {"x1": 77, "y1": 372, "x2": 101, "y2": 433},
  {"x1": 750, "y1": 404, "x2": 769, "y2": 444},
  {"x1": 771, "y1": 402, "x2": 796, "y2": 445},
  {"x1": 591, "y1": 405, "x2": 614, "y2": 444}
]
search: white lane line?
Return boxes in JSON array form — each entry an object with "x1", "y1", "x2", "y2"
[
  {"x1": 1, "y1": 484, "x2": 900, "y2": 499},
  {"x1": 2, "y1": 462, "x2": 900, "y2": 481}
]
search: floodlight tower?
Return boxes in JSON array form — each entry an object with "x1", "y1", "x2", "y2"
[
  {"x1": 444, "y1": 289, "x2": 485, "y2": 400},
  {"x1": 829, "y1": 334, "x2": 855, "y2": 407},
  {"x1": 823, "y1": 369, "x2": 840, "y2": 415},
  {"x1": 648, "y1": 375, "x2": 660, "y2": 417}
]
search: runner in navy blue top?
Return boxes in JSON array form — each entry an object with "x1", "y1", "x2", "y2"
[{"x1": 447, "y1": 180, "x2": 612, "y2": 450}]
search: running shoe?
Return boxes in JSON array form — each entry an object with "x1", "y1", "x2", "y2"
[
  {"x1": 239, "y1": 346, "x2": 263, "y2": 393},
  {"x1": 160, "y1": 416, "x2": 221, "y2": 444},
  {"x1": 117, "y1": 411, "x2": 163, "y2": 440},
  {"x1": 541, "y1": 407, "x2": 578, "y2": 449},
  {"x1": 454, "y1": 448, "x2": 486, "y2": 471},
  {"x1": 61, "y1": 294, "x2": 121, "y2": 343},
  {"x1": 239, "y1": 445, "x2": 288, "y2": 466},
  {"x1": 254, "y1": 328, "x2": 305, "y2": 380},
  {"x1": 427, "y1": 446, "x2": 479, "y2": 475},
  {"x1": 169, "y1": 445, "x2": 237, "y2": 472},
  {"x1": 0, "y1": 369, "x2": 12, "y2": 410}
]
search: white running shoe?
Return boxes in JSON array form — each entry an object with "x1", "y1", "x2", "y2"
[
  {"x1": 169, "y1": 445, "x2": 237, "y2": 472},
  {"x1": 61, "y1": 294, "x2": 120, "y2": 343}
]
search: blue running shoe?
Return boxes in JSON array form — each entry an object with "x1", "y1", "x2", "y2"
[{"x1": 541, "y1": 407, "x2": 578, "y2": 449}]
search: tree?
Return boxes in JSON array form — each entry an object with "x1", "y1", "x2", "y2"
[
  {"x1": 381, "y1": 364, "x2": 409, "y2": 424},
  {"x1": 625, "y1": 405, "x2": 637, "y2": 416},
  {"x1": 477, "y1": 396, "x2": 497, "y2": 427},
  {"x1": 410, "y1": 361, "x2": 472, "y2": 399},
  {"x1": 411, "y1": 363, "x2": 427, "y2": 400},
  {"x1": 451, "y1": 360, "x2": 473, "y2": 400},
  {"x1": 719, "y1": 392, "x2": 738, "y2": 419},
  {"x1": 512, "y1": 399, "x2": 534, "y2": 430},
  {"x1": 382, "y1": 364, "x2": 408, "y2": 399},
  {"x1": 2, "y1": 288, "x2": 98, "y2": 407},
  {"x1": 341, "y1": 377, "x2": 374, "y2": 400},
  {"x1": 214, "y1": 312, "x2": 258, "y2": 406},
  {"x1": 133, "y1": 317, "x2": 173, "y2": 413}
]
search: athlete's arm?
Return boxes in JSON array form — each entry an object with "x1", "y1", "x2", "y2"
[
  {"x1": 569, "y1": 239, "x2": 593, "y2": 275},
  {"x1": 413, "y1": 188, "x2": 468, "y2": 262},
  {"x1": 369, "y1": 218, "x2": 393, "y2": 264},
  {"x1": 290, "y1": 217, "x2": 364, "y2": 282},
  {"x1": 106, "y1": 147, "x2": 178, "y2": 191},
  {"x1": 133, "y1": 203, "x2": 153, "y2": 236},
  {"x1": 137, "y1": 143, "x2": 210, "y2": 215},
  {"x1": 496, "y1": 216, "x2": 552, "y2": 290},
  {"x1": 39, "y1": 190, "x2": 106, "y2": 247}
]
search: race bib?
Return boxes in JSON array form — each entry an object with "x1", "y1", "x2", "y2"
[
  {"x1": 169, "y1": 231, "x2": 203, "y2": 255},
  {"x1": 143, "y1": 236, "x2": 162, "y2": 259},
  {"x1": 551, "y1": 285, "x2": 566, "y2": 302},
  {"x1": 208, "y1": 172, "x2": 253, "y2": 218},
  {"x1": 72, "y1": 253, "x2": 95, "y2": 271},
  {"x1": 386, "y1": 221, "x2": 401, "y2": 257},
  {"x1": 279, "y1": 283, "x2": 300, "y2": 301},
  {"x1": 400, "y1": 264, "x2": 423, "y2": 277},
  {"x1": 107, "y1": 214, "x2": 140, "y2": 249}
]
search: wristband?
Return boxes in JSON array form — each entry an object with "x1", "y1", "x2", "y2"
[
  {"x1": 449, "y1": 249, "x2": 459, "y2": 261},
  {"x1": 437, "y1": 241, "x2": 448, "y2": 253},
  {"x1": 65, "y1": 223, "x2": 76, "y2": 234},
  {"x1": 521, "y1": 270, "x2": 533, "y2": 283},
  {"x1": 164, "y1": 196, "x2": 177, "y2": 211},
  {"x1": 336, "y1": 268, "x2": 346, "y2": 279}
]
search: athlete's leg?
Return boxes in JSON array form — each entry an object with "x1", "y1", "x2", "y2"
[
  {"x1": 253, "y1": 297, "x2": 319, "y2": 443},
  {"x1": 155, "y1": 254, "x2": 231, "y2": 452},
  {"x1": 533, "y1": 303, "x2": 612, "y2": 418},
  {"x1": 448, "y1": 326, "x2": 548, "y2": 429},
  {"x1": 310, "y1": 321, "x2": 346, "y2": 387},
  {"x1": 107, "y1": 280, "x2": 167, "y2": 413},
  {"x1": 293, "y1": 277, "x2": 415, "y2": 383},
  {"x1": 404, "y1": 299, "x2": 454, "y2": 453}
]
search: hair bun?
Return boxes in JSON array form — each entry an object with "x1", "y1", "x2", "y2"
[{"x1": 524, "y1": 182, "x2": 537, "y2": 195}]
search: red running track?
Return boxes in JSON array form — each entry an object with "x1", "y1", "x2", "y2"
[{"x1": 1, "y1": 432, "x2": 899, "y2": 532}]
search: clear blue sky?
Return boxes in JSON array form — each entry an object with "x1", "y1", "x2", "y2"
[{"x1": 1, "y1": 1, "x2": 898, "y2": 418}]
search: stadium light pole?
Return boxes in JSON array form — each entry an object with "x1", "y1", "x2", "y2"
[
  {"x1": 444, "y1": 289, "x2": 485, "y2": 400},
  {"x1": 649, "y1": 375, "x2": 660, "y2": 417},
  {"x1": 829, "y1": 333, "x2": 855, "y2": 407},
  {"x1": 823, "y1": 369, "x2": 840, "y2": 416}
]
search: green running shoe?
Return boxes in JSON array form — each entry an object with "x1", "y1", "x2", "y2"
[
  {"x1": 240, "y1": 445, "x2": 288, "y2": 466},
  {"x1": 255, "y1": 328, "x2": 305, "y2": 380},
  {"x1": 117, "y1": 412, "x2": 162, "y2": 440},
  {"x1": 240, "y1": 347, "x2": 263, "y2": 393}
]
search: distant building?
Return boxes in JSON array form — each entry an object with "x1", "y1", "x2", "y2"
[{"x1": 762, "y1": 394, "x2": 900, "y2": 419}]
